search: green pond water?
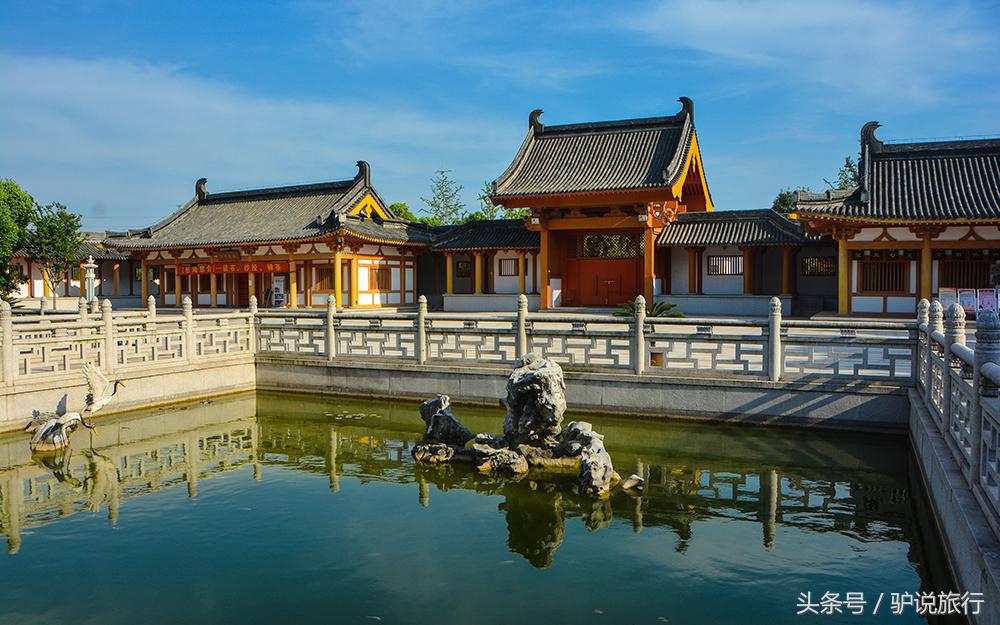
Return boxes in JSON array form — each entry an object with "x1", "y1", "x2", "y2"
[{"x1": 0, "y1": 391, "x2": 958, "y2": 625}]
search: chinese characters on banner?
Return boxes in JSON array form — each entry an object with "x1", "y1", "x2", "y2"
[{"x1": 176, "y1": 261, "x2": 290, "y2": 276}]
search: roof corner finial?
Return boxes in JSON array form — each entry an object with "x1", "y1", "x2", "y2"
[
  {"x1": 529, "y1": 109, "x2": 544, "y2": 133},
  {"x1": 861, "y1": 121, "x2": 882, "y2": 150},
  {"x1": 677, "y1": 97, "x2": 694, "y2": 120},
  {"x1": 355, "y1": 160, "x2": 371, "y2": 186},
  {"x1": 195, "y1": 178, "x2": 208, "y2": 201}
]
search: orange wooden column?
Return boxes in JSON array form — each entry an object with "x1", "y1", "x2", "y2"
[
  {"x1": 741, "y1": 247, "x2": 754, "y2": 295},
  {"x1": 643, "y1": 228, "x2": 656, "y2": 303},
  {"x1": 539, "y1": 227, "x2": 551, "y2": 308},
  {"x1": 781, "y1": 247, "x2": 795, "y2": 295},
  {"x1": 686, "y1": 247, "x2": 699, "y2": 294}
]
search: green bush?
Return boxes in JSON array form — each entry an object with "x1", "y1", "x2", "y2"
[{"x1": 613, "y1": 300, "x2": 683, "y2": 318}]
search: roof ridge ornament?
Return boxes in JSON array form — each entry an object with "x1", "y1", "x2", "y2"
[
  {"x1": 529, "y1": 109, "x2": 544, "y2": 133},
  {"x1": 676, "y1": 97, "x2": 694, "y2": 120},
  {"x1": 859, "y1": 121, "x2": 881, "y2": 204},
  {"x1": 195, "y1": 178, "x2": 208, "y2": 201},
  {"x1": 355, "y1": 161, "x2": 371, "y2": 187}
]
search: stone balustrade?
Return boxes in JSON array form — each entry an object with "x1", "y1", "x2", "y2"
[
  {"x1": 1, "y1": 294, "x2": 922, "y2": 388},
  {"x1": 917, "y1": 298, "x2": 1000, "y2": 537}
]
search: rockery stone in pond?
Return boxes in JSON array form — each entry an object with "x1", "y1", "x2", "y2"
[
  {"x1": 502, "y1": 353, "x2": 567, "y2": 446},
  {"x1": 418, "y1": 394, "x2": 474, "y2": 446}
]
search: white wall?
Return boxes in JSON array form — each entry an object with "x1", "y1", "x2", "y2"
[
  {"x1": 670, "y1": 248, "x2": 690, "y2": 294},
  {"x1": 701, "y1": 246, "x2": 743, "y2": 295},
  {"x1": 492, "y1": 252, "x2": 523, "y2": 294}
]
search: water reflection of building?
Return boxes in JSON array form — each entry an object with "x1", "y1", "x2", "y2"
[{"x1": 0, "y1": 396, "x2": 915, "y2": 569}]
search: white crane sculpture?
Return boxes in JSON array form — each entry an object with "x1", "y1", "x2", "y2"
[{"x1": 24, "y1": 364, "x2": 125, "y2": 452}]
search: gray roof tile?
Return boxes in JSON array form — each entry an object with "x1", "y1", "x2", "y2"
[
  {"x1": 492, "y1": 98, "x2": 698, "y2": 198},
  {"x1": 657, "y1": 210, "x2": 808, "y2": 246},
  {"x1": 431, "y1": 219, "x2": 539, "y2": 250}
]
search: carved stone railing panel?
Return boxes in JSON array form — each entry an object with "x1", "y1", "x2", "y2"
[
  {"x1": 948, "y1": 368, "x2": 975, "y2": 474},
  {"x1": 527, "y1": 325, "x2": 632, "y2": 369},
  {"x1": 980, "y1": 400, "x2": 1000, "y2": 525},
  {"x1": 257, "y1": 317, "x2": 325, "y2": 356},
  {"x1": 917, "y1": 333, "x2": 928, "y2": 390},
  {"x1": 14, "y1": 326, "x2": 106, "y2": 375},
  {"x1": 929, "y1": 352, "x2": 946, "y2": 426},
  {"x1": 782, "y1": 340, "x2": 914, "y2": 380},
  {"x1": 337, "y1": 320, "x2": 416, "y2": 360}
]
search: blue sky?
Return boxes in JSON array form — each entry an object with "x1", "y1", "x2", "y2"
[{"x1": 1, "y1": 0, "x2": 998, "y2": 231}]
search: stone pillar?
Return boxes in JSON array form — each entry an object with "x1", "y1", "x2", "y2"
[
  {"x1": 288, "y1": 261, "x2": 298, "y2": 309},
  {"x1": 140, "y1": 258, "x2": 149, "y2": 302},
  {"x1": 248, "y1": 295, "x2": 258, "y2": 353},
  {"x1": 517, "y1": 251, "x2": 526, "y2": 294},
  {"x1": 445, "y1": 253, "x2": 454, "y2": 295},
  {"x1": 183, "y1": 296, "x2": 194, "y2": 361},
  {"x1": 633, "y1": 295, "x2": 646, "y2": 375},
  {"x1": 90, "y1": 298, "x2": 99, "y2": 315},
  {"x1": 539, "y1": 226, "x2": 551, "y2": 309},
  {"x1": 781, "y1": 248, "x2": 795, "y2": 295},
  {"x1": 334, "y1": 249, "x2": 343, "y2": 308},
  {"x1": 474, "y1": 252, "x2": 483, "y2": 294},
  {"x1": 102, "y1": 299, "x2": 114, "y2": 374},
  {"x1": 78, "y1": 297, "x2": 88, "y2": 320},
  {"x1": 768, "y1": 297, "x2": 782, "y2": 382},
  {"x1": 209, "y1": 273, "x2": 217, "y2": 307},
  {"x1": 972, "y1": 309, "x2": 1000, "y2": 487},
  {"x1": 325, "y1": 296, "x2": 337, "y2": 361},
  {"x1": 926, "y1": 300, "x2": 943, "y2": 395},
  {"x1": 917, "y1": 298, "x2": 929, "y2": 326},
  {"x1": 0, "y1": 301, "x2": 13, "y2": 386},
  {"x1": 113, "y1": 262, "x2": 120, "y2": 297},
  {"x1": 643, "y1": 227, "x2": 656, "y2": 303},
  {"x1": 516, "y1": 293, "x2": 528, "y2": 358},
  {"x1": 416, "y1": 295, "x2": 427, "y2": 365},
  {"x1": 943, "y1": 302, "x2": 966, "y2": 430},
  {"x1": 147, "y1": 295, "x2": 157, "y2": 318}
]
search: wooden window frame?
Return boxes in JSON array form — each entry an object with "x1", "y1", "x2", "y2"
[
  {"x1": 707, "y1": 255, "x2": 743, "y2": 276},
  {"x1": 857, "y1": 259, "x2": 909, "y2": 295},
  {"x1": 498, "y1": 258, "x2": 518, "y2": 277},
  {"x1": 801, "y1": 256, "x2": 837, "y2": 277}
]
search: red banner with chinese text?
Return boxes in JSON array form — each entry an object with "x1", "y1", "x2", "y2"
[{"x1": 176, "y1": 261, "x2": 290, "y2": 276}]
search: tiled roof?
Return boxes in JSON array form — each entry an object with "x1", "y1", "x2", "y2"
[
  {"x1": 492, "y1": 98, "x2": 698, "y2": 198},
  {"x1": 105, "y1": 163, "x2": 430, "y2": 249},
  {"x1": 16, "y1": 232, "x2": 130, "y2": 261},
  {"x1": 431, "y1": 219, "x2": 539, "y2": 251},
  {"x1": 794, "y1": 123, "x2": 1000, "y2": 222},
  {"x1": 657, "y1": 210, "x2": 808, "y2": 247}
]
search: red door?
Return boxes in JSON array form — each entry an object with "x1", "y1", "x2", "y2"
[
  {"x1": 566, "y1": 258, "x2": 639, "y2": 306},
  {"x1": 236, "y1": 274, "x2": 250, "y2": 307}
]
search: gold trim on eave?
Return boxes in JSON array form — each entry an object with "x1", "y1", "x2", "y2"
[{"x1": 347, "y1": 193, "x2": 391, "y2": 220}]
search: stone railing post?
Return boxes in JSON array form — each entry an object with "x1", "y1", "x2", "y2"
[
  {"x1": 943, "y1": 303, "x2": 966, "y2": 430},
  {"x1": 182, "y1": 296, "x2": 194, "y2": 361},
  {"x1": 633, "y1": 295, "x2": 646, "y2": 375},
  {"x1": 248, "y1": 296, "x2": 258, "y2": 353},
  {"x1": 90, "y1": 298, "x2": 99, "y2": 315},
  {"x1": 768, "y1": 297, "x2": 783, "y2": 381},
  {"x1": 917, "y1": 298, "x2": 929, "y2": 326},
  {"x1": 39, "y1": 295, "x2": 47, "y2": 316},
  {"x1": 516, "y1": 294, "x2": 528, "y2": 359},
  {"x1": 927, "y1": 300, "x2": 944, "y2": 397},
  {"x1": 147, "y1": 295, "x2": 157, "y2": 318},
  {"x1": 971, "y1": 309, "x2": 1000, "y2": 487},
  {"x1": 0, "y1": 301, "x2": 13, "y2": 386},
  {"x1": 415, "y1": 295, "x2": 427, "y2": 364},
  {"x1": 78, "y1": 297, "x2": 88, "y2": 320},
  {"x1": 325, "y1": 296, "x2": 337, "y2": 361},
  {"x1": 917, "y1": 298, "x2": 929, "y2": 395},
  {"x1": 102, "y1": 299, "x2": 115, "y2": 374}
]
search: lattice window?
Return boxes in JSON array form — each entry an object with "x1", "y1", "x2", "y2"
[
  {"x1": 859, "y1": 260, "x2": 907, "y2": 293},
  {"x1": 316, "y1": 267, "x2": 335, "y2": 291},
  {"x1": 498, "y1": 258, "x2": 518, "y2": 276},
  {"x1": 372, "y1": 267, "x2": 391, "y2": 290},
  {"x1": 199, "y1": 274, "x2": 212, "y2": 291},
  {"x1": 579, "y1": 234, "x2": 640, "y2": 258},
  {"x1": 939, "y1": 260, "x2": 993, "y2": 289},
  {"x1": 802, "y1": 256, "x2": 836, "y2": 277},
  {"x1": 708, "y1": 255, "x2": 743, "y2": 276}
]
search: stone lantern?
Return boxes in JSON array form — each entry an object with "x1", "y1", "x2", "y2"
[{"x1": 83, "y1": 255, "x2": 98, "y2": 304}]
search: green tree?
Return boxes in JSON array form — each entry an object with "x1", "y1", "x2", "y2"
[
  {"x1": 476, "y1": 181, "x2": 501, "y2": 220},
  {"x1": 0, "y1": 179, "x2": 35, "y2": 298},
  {"x1": 388, "y1": 202, "x2": 417, "y2": 221},
  {"x1": 825, "y1": 155, "x2": 861, "y2": 190},
  {"x1": 23, "y1": 202, "x2": 83, "y2": 305},
  {"x1": 771, "y1": 187, "x2": 811, "y2": 214},
  {"x1": 420, "y1": 170, "x2": 465, "y2": 225}
]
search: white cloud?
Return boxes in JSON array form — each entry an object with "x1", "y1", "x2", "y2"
[
  {"x1": 0, "y1": 54, "x2": 517, "y2": 228},
  {"x1": 621, "y1": 0, "x2": 997, "y2": 104}
]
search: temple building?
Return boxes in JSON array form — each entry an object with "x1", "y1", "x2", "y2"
[
  {"x1": 105, "y1": 162, "x2": 434, "y2": 309},
  {"x1": 792, "y1": 123, "x2": 1000, "y2": 315},
  {"x1": 10, "y1": 232, "x2": 144, "y2": 308}
]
